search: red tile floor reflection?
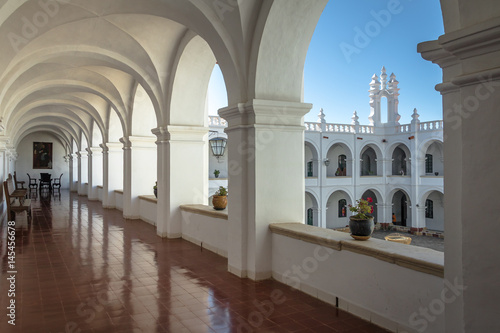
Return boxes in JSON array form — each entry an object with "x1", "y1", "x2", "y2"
[{"x1": 0, "y1": 192, "x2": 389, "y2": 332}]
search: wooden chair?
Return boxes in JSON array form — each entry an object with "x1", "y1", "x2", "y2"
[
  {"x1": 7, "y1": 174, "x2": 27, "y2": 199},
  {"x1": 52, "y1": 173, "x2": 63, "y2": 192},
  {"x1": 13, "y1": 171, "x2": 25, "y2": 190},
  {"x1": 3, "y1": 180, "x2": 31, "y2": 222},
  {"x1": 39, "y1": 173, "x2": 52, "y2": 193},
  {"x1": 27, "y1": 173, "x2": 38, "y2": 191}
]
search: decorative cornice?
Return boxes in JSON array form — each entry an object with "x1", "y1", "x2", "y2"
[
  {"x1": 152, "y1": 126, "x2": 209, "y2": 143},
  {"x1": 438, "y1": 17, "x2": 500, "y2": 60},
  {"x1": 219, "y1": 99, "x2": 313, "y2": 131},
  {"x1": 120, "y1": 136, "x2": 156, "y2": 149}
]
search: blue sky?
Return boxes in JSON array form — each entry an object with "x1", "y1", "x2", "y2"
[{"x1": 208, "y1": 0, "x2": 444, "y2": 125}]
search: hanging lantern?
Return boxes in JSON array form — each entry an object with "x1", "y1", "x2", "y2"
[{"x1": 209, "y1": 137, "x2": 227, "y2": 157}]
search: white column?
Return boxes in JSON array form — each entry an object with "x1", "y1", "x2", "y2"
[
  {"x1": 101, "y1": 143, "x2": 123, "y2": 208},
  {"x1": 0, "y1": 140, "x2": 8, "y2": 183},
  {"x1": 412, "y1": 206, "x2": 426, "y2": 231},
  {"x1": 87, "y1": 147, "x2": 103, "y2": 201},
  {"x1": 153, "y1": 126, "x2": 208, "y2": 238},
  {"x1": 71, "y1": 153, "x2": 78, "y2": 192},
  {"x1": 378, "y1": 203, "x2": 392, "y2": 227},
  {"x1": 220, "y1": 99, "x2": 311, "y2": 281},
  {"x1": 7, "y1": 149, "x2": 17, "y2": 174},
  {"x1": 380, "y1": 158, "x2": 392, "y2": 181},
  {"x1": 121, "y1": 136, "x2": 157, "y2": 219},
  {"x1": 78, "y1": 151, "x2": 88, "y2": 196},
  {"x1": 420, "y1": 21, "x2": 500, "y2": 332},
  {"x1": 68, "y1": 155, "x2": 74, "y2": 192}
]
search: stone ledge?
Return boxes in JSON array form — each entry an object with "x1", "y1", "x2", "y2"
[
  {"x1": 180, "y1": 204, "x2": 228, "y2": 220},
  {"x1": 269, "y1": 223, "x2": 444, "y2": 278},
  {"x1": 114, "y1": 189, "x2": 123, "y2": 194},
  {"x1": 139, "y1": 195, "x2": 157, "y2": 203}
]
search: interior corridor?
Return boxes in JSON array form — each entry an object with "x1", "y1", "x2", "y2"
[{"x1": 0, "y1": 192, "x2": 388, "y2": 332}]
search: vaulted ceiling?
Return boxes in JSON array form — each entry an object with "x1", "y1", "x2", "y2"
[{"x1": 0, "y1": 0, "x2": 328, "y2": 153}]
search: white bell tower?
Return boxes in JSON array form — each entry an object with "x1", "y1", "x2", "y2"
[{"x1": 368, "y1": 66, "x2": 401, "y2": 127}]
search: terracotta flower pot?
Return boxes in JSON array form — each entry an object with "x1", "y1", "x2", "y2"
[
  {"x1": 349, "y1": 216, "x2": 374, "y2": 240},
  {"x1": 212, "y1": 195, "x2": 227, "y2": 210}
]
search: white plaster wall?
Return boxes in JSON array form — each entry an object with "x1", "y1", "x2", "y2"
[
  {"x1": 425, "y1": 192, "x2": 444, "y2": 231},
  {"x1": 181, "y1": 210, "x2": 228, "y2": 258},
  {"x1": 272, "y1": 234, "x2": 444, "y2": 333},
  {"x1": 139, "y1": 198, "x2": 157, "y2": 226},
  {"x1": 326, "y1": 144, "x2": 348, "y2": 177},
  {"x1": 98, "y1": 187, "x2": 103, "y2": 202},
  {"x1": 16, "y1": 133, "x2": 70, "y2": 189},
  {"x1": 326, "y1": 191, "x2": 350, "y2": 229},
  {"x1": 208, "y1": 145, "x2": 228, "y2": 179},
  {"x1": 426, "y1": 143, "x2": 444, "y2": 176},
  {"x1": 115, "y1": 191, "x2": 123, "y2": 211}
]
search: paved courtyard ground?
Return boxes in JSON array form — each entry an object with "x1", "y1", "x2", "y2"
[{"x1": 371, "y1": 230, "x2": 444, "y2": 252}]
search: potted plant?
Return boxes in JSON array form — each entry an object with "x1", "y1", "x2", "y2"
[
  {"x1": 212, "y1": 186, "x2": 227, "y2": 210},
  {"x1": 153, "y1": 181, "x2": 157, "y2": 198},
  {"x1": 214, "y1": 169, "x2": 220, "y2": 178},
  {"x1": 348, "y1": 197, "x2": 374, "y2": 240}
]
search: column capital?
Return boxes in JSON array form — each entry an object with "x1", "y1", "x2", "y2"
[
  {"x1": 0, "y1": 137, "x2": 10, "y2": 150},
  {"x1": 100, "y1": 142, "x2": 123, "y2": 152},
  {"x1": 87, "y1": 146, "x2": 103, "y2": 154},
  {"x1": 219, "y1": 99, "x2": 312, "y2": 131},
  {"x1": 152, "y1": 126, "x2": 208, "y2": 143},
  {"x1": 120, "y1": 136, "x2": 156, "y2": 149}
]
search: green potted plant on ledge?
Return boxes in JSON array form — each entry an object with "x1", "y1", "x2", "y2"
[
  {"x1": 153, "y1": 181, "x2": 157, "y2": 198},
  {"x1": 214, "y1": 169, "x2": 220, "y2": 178},
  {"x1": 348, "y1": 197, "x2": 374, "y2": 240},
  {"x1": 212, "y1": 186, "x2": 227, "y2": 210}
]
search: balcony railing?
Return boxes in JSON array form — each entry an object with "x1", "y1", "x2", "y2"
[
  {"x1": 211, "y1": 116, "x2": 443, "y2": 135},
  {"x1": 419, "y1": 120, "x2": 443, "y2": 131},
  {"x1": 208, "y1": 115, "x2": 227, "y2": 126}
]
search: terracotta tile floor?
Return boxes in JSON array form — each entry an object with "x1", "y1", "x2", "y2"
[{"x1": 0, "y1": 192, "x2": 390, "y2": 332}]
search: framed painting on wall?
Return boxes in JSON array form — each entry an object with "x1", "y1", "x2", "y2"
[{"x1": 33, "y1": 142, "x2": 53, "y2": 169}]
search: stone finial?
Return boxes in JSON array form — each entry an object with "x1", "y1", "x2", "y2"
[
  {"x1": 388, "y1": 73, "x2": 399, "y2": 89},
  {"x1": 370, "y1": 74, "x2": 380, "y2": 86},
  {"x1": 412, "y1": 108, "x2": 420, "y2": 122},
  {"x1": 381, "y1": 66, "x2": 387, "y2": 89},
  {"x1": 369, "y1": 74, "x2": 381, "y2": 96},
  {"x1": 318, "y1": 108, "x2": 326, "y2": 124},
  {"x1": 351, "y1": 111, "x2": 359, "y2": 125}
]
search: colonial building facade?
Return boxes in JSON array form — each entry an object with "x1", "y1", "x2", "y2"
[
  {"x1": 304, "y1": 68, "x2": 444, "y2": 232},
  {"x1": 208, "y1": 68, "x2": 444, "y2": 232}
]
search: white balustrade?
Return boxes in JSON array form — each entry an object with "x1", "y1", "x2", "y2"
[
  {"x1": 397, "y1": 124, "x2": 410, "y2": 133},
  {"x1": 419, "y1": 121, "x2": 443, "y2": 131},
  {"x1": 208, "y1": 115, "x2": 227, "y2": 127},
  {"x1": 305, "y1": 122, "x2": 321, "y2": 132},
  {"x1": 325, "y1": 123, "x2": 355, "y2": 133}
]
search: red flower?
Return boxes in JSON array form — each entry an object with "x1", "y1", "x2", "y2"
[
  {"x1": 367, "y1": 197, "x2": 373, "y2": 203},
  {"x1": 370, "y1": 206, "x2": 374, "y2": 213}
]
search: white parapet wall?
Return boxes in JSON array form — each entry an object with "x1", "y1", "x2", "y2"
[
  {"x1": 270, "y1": 223, "x2": 445, "y2": 333},
  {"x1": 97, "y1": 186, "x2": 103, "y2": 202},
  {"x1": 114, "y1": 190, "x2": 123, "y2": 211},
  {"x1": 139, "y1": 195, "x2": 157, "y2": 226},
  {"x1": 180, "y1": 205, "x2": 228, "y2": 258}
]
